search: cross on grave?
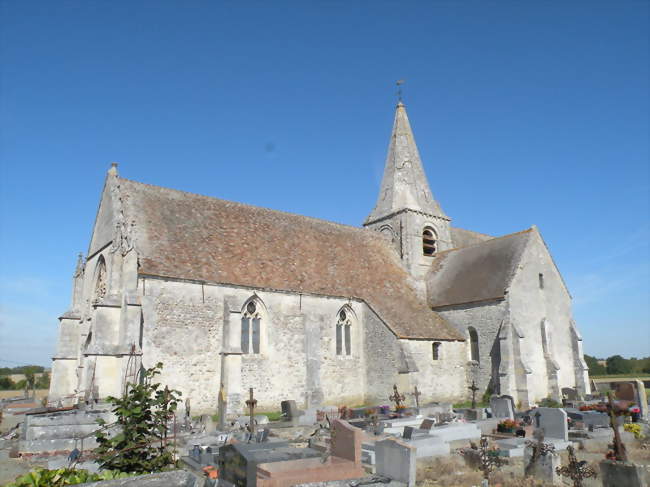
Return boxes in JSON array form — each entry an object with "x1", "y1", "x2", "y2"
[
  {"x1": 245, "y1": 387, "x2": 257, "y2": 441},
  {"x1": 389, "y1": 384, "x2": 405, "y2": 410},
  {"x1": 556, "y1": 445, "x2": 597, "y2": 487},
  {"x1": 477, "y1": 436, "x2": 504, "y2": 481},
  {"x1": 524, "y1": 429, "x2": 555, "y2": 477},
  {"x1": 468, "y1": 381, "x2": 479, "y2": 409},
  {"x1": 411, "y1": 386, "x2": 421, "y2": 410}
]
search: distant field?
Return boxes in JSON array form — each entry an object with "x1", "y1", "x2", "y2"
[
  {"x1": 0, "y1": 389, "x2": 48, "y2": 400},
  {"x1": 591, "y1": 375, "x2": 650, "y2": 380}
]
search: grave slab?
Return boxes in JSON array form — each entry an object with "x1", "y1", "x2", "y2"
[{"x1": 375, "y1": 437, "x2": 416, "y2": 487}]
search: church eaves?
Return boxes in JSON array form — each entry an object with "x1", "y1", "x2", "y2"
[
  {"x1": 365, "y1": 102, "x2": 447, "y2": 225},
  {"x1": 117, "y1": 177, "x2": 464, "y2": 341}
]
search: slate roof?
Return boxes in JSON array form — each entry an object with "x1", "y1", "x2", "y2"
[
  {"x1": 427, "y1": 229, "x2": 533, "y2": 308},
  {"x1": 118, "y1": 177, "x2": 464, "y2": 340}
]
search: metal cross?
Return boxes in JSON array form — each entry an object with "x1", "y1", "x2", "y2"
[
  {"x1": 396, "y1": 80, "x2": 405, "y2": 102},
  {"x1": 468, "y1": 381, "x2": 479, "y2": 409},
  {"x1": 389, "y1": 384, "x2": 405, "y2": 410},
  {"x1": 411, "y1": 386, "x2": 421, "y2": 410},
  {"x1": 245, "y1": 387, "x2": 257, "y2": 440},
  {"x1": 478, "y1": 436, "x2": 504, "y2": 481},
  {"x1": 524, "y1": 429, "x2": 555, "y2": 477},
  {"x1": 556, "y1": 445, "x2": 597, "y2": 487}
]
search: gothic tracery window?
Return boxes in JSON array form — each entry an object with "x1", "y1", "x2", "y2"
[
  {"x1": 336, "y1": 307, "x2": 352, "y2": 356},
  {"x1": 241, "y1": 299, "x2": 262, "y2": 354},
  {"x1": 423, "y1": 227, "x2": 437, "y2": 256}
]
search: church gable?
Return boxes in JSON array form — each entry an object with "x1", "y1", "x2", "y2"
[{"x1": 88, "y1": 172, "x2": 118, "y2": 256}]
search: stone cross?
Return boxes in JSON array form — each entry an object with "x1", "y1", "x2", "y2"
[
  {"x1": 245, "y1": 387, "x2": 257, "y2": 441},
  {"x1": 411, "y1": 386, "x2": 421, "y2": 410},
  {"x1": 478, "y1": 436, "x2": 504, "y2": 481},
  {"x1": 556, "y1": 445, "x2": 597, "y2": 487},
  {"x1": 468, "y1": 381, "x2": 479, "y2": 409},
  {"x1": 389, "y1": 384, "x2": 405, "y2": 410},
  {"x1": 606, "y1": 391, "x2": 628, "y2": 462}
]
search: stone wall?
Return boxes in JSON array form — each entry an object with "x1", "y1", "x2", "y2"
[
  {"x1": 507, "y1": 229, "x2": 588, "y2": 403},
  {"x1": 436, "y1": 300, "x2": 507, "y2": 397}
]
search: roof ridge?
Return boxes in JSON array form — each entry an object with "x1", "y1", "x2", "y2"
[
  {"x1": 438, "y1": 227, "x2": 533, "y2": 257},
  {"x1": 119, "y1": 176, "x2": 374, "y2": 236}
]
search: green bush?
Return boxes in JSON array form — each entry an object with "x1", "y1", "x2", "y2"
[
  {"x1": 94, "y1": 362, "x2": 181, "y2": 474},
  {"x1": 6, "y1": 468, "x2": 134, "y2": 487},
  {"x1": 538, "y1": 397, "x2": 562, "y2": 408}
]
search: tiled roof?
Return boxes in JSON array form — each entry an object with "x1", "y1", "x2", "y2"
[
  {"x1": 427, "y1": 229, "x2": 533, "y2": 308},
  {"x1": 119, "y1": 178, "x2": 464, "y2": 340},
  {"x1": 450, "y1": 227, "x2": 493, "y2": 248}
]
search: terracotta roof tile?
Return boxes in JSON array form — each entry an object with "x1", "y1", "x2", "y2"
[{"x1": 119, "y1": 178, "x2": 463, "y2": 340}]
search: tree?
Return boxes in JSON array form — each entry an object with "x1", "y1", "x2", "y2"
[
  {"x1": 35, "y1": 372, "x2": 50, "y2": 389},
  {"x1": 606, "y1": 355, "x2": 632, "y2": 375},
  {"x1": 0, "y1": 376, "x2": 15, "y2": 390},
  {"x1": 584, "y1": 354, "x2": 606, "y2": 375},
  {"x1": 94, "y1": 363, "x2": 181, "y2": 474}
]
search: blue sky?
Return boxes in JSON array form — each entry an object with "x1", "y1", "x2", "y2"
[{"x1": 0, "y1": 1, "x2": 648, "y2": 367}]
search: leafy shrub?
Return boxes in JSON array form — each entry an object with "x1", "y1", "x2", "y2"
[
  {"x1": 6, "y1": 468, "x2": 134, "y2": 487},
  {"x1": 538, "y1": 397, "x2": 562, "y2": 408},
  {"x1": 94, "y1": 362, "x2": 181, "y2": 474}
]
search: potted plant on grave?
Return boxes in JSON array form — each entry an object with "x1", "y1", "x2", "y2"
[{"x1": 497, "y1": 419, "x2": 518, "y2": 433}]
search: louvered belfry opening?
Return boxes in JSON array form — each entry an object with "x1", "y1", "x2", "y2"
[{"x1": 423, "y1": 228, "x2": 437, "y2": 256}]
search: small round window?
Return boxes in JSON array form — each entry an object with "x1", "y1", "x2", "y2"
[
  {"x1": 246, "y1": 302, "x2": 257, "y2": 314},
  {"x1": 339, "y1": 310, "x2": 347, "y2": 321}
]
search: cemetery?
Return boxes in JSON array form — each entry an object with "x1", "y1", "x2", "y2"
[{"x1": 1, "y1": 378, "x2": 649, "y2": 486}]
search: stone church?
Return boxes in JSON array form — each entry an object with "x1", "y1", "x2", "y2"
[{"x1": 48, "y1": 101, "x2": 590, "y2": 414}]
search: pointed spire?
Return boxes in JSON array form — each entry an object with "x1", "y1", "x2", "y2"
[
  {"x1": 73, "y1": 252, "x2": 84, "y2": 278},
  {"x1": 365, "y1": 102, "x2": 447, "y2": 224}
]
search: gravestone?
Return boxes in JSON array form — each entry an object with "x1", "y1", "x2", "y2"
[
  {"x1": 281, "y1": 400, "x2": 300, "y2": 422},
  {"x1": 419, "y1": 419, "x2": 435, "y2": 430},
  {"x1": 375, "y1": 437, "x2": 416, "y2": 487},
  {"x1": 330, "y1": 419, "x2": 363, "y2": 465},
  {"x1": 615, "y1": 383, "x2": 636, "y2": 401},
  {"x1": 490, "y1": 395, "x2": 514, "y2": 419},
  {"x1": 562, "y1": 387, "x2": 578, "y2": 400},
  {"x1": 536, "y1": 407, "x2": 568, "y2": 441},
  {"x1": 523, "y1": 444, "x2": 560, "y2": 484},
  {"x1": 634, "y1": 379, "x2": 648, "y2": 421},
  {"x1": 402, "y1": 426, "x2": 414, "y2": 440}
]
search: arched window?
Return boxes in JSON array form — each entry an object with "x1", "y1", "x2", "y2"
[
  {"x1": 336, "y1": 306, "x2": 353, "y2": 356},
  {"x1": 423, "y1": 227, "x2": 437, "y2": 256},
  {"x1": 432, "y1": 342, "x2": 441, "y2": 360},
  {"x1": 241, "y1": 298, "x2": 263, "y2": 355},
  {"x1": 93, "y1": 256, "x2": 107, "y2": 301},
  {"x1": 468, "y1": 327, "x2": 479, "y2": 362}
]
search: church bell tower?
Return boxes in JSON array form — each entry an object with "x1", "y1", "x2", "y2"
[{"x1": 364, "y1": 101, "x2": 451, "y2": 279}]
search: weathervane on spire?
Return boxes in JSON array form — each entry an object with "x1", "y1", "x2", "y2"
[{"x1": 396, "y1": 79, "x2": 405, "y2": 103}]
